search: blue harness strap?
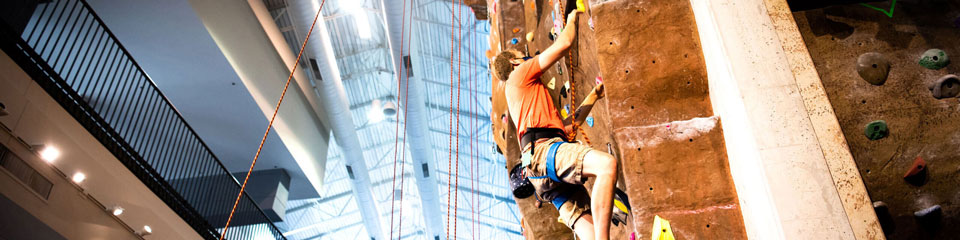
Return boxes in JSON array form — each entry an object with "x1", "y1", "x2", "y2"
[
  {"x1": 523, "y1": 141, "x2": 570, "y2": 210},
  {"x1": 552, "y1": 190, "x2": 569, "y2": 210},
  {"x1": 545, "y1": 142, "x2": 563, "y2": 182}
]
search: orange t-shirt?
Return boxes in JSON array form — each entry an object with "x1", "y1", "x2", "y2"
[{"x1": 504, "y1": 57, "x2": 564, "y2": 137}]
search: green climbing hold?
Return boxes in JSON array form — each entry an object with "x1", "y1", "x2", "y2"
[
  {"x1": 918, "y1": 49, "x2": 950, "y2": 70},
  {"x1": 864, "y1": 120, "x2": 889, "y2": 140}
]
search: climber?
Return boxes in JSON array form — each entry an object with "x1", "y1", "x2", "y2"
[{"x1": 491, "y1": 10, "x2": 618, "y2": 240}]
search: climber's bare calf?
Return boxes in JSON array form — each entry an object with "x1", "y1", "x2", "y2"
[{"x1": 581, "y1": 150, "x2": 618, "y2": 240}]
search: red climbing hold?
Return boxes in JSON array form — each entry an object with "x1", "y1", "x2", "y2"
[{"x1": 903, "y1": 156, "x2": 926, "y2": 179}]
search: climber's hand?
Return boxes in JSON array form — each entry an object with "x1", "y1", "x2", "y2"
[{"x1": 566, "y1": 10, "x2": 581, "y2": 27}]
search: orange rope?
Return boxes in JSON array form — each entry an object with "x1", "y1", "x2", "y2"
[
  {"x1": 445, "y1": 0, "x2": 455, "y2": 237},
  {"x1": 396, "y1": 0, "x2": 415, "y2": 236},
  {"x1": 389, "y1": 0, "x2": 410, "y2": 237},
  {"x1": 218, "y1": 1, "x2": 325, "y2": 239},
  {"x1": 453, "y1": 0, "x2": 463, "y2": 237}
]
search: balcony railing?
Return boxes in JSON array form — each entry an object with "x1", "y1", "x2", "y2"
[{"x1": 0, "y1": 0, "x2": 286, "y2": 239}]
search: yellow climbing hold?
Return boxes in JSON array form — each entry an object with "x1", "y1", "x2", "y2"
[
  {"x1": 576, "y1": 0, "x2": 586, "y2": 12},
  {"x1": 614, "y1": 198, "x2": 630, "y2": 214},
  {"x1": 651, "y1": 215, "x2": 675, "y2": 240},
  {"x1": 561, "y1": 108, "x2": 569, "y2": 119},
  {"x1": 548, "y1": 77, "x2": 556, "y2": 90}
]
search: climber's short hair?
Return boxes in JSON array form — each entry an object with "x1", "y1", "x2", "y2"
[{"x1": 491, "y1": 49, "x2": 522, "y2": 82}]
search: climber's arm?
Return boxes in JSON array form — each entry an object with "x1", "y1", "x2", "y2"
[
  {"x1": 537, "y1": 11, "x2": 580, "y2": 71},
  {"x1": 564, "y1": 82, "x2": 604, "y2": 128}
]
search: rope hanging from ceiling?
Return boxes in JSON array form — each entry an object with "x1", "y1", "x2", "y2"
[{"x1": 219, "y1": 0, "x2": 326, "y2": 239}]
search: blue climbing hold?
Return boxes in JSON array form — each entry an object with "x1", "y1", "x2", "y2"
[
  {"x1": 510, "y1": 38, "x2": 519, "y2": 45},
  {"x1": 586, "y1": 116, "x2": 594, "y2": 127}
]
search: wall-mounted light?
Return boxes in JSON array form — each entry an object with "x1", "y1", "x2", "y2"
[
  {"x1": 109, "y1": 206, "x2": 124, "y2": 216},
  {"x1": 35, "y1": 145, "x2": 60, "y2": 163},
  {"x1": 71, "y1": 172, "x2": 86, "y2": 183},
  {"x1": 137, "y1": 225, "x2": 153, "y2": 236}
]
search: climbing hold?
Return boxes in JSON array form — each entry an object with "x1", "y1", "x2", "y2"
[
  {"x1": 576, "y1": 0, "x2": 586, "y2": 12},
  {"x1": 548, "y1": 77, "x2": 556, "y2": 90},
  {"x1": 561, "y1": 104, "x2": 570, "y2": 119},
  {"x1": 864, "y1": 120, "x2": 888, "y2": 140},
  {"x1": 928, "y1": 74, "x2": 960, "y2": 99},
  {"x1": 595, "y1": 76, "x2": 603, "y2": 85},
  {"x1": 510, "y1": 38, "x2": 519, "y2": 45},
  {"x1": 586, "y1": 116, "x2": 594, "y2": 127},
  {"x1": 564, "y1": 80, "x2": 571, "y2": 91},
  {"x1": 512, "y1": 27, "x2": 520, "y2": 33},
  {"x1": 588, "y1": 18, "x2": 594, "y2": 30},
  {"x1": 560, "y1": 84, "x2": 568, "y2": 98},
  {"x1": 903, "y1": 156, "x2": 927, "y2": 185},
  {"x1": 651, "y1": 215, "x2": 676, "y2": 240},
  {"x1": 525, "y1": 32, "x2": 534, "y2": 42},
  {"x1": 915, "y1": 205, "x2": 942, "y2": 218},
  {"x1": 611, "y1": 188, "x2": 631, "y2": 226},
  {"x1": 556, "y1": 64, "x2": 563, "y2": 75},
  {"x1": 918, "y1": 48, "x2": 950, "y2": 70},
  {"x1": 873, "y1": 201, "x2": 895, "y2": 234},
  {"x1": 856, "y1": 52, "x2": 890, "y2": 85},
  {"x1": 629, "y1": 232, "x2": 636, "y2": 240}
]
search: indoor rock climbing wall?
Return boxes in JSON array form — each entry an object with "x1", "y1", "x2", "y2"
[
  {"x1": 487, "y1": 0, "x2": 748, "y2": 239},
  {"x1": 793, "y1": 2, "x2": 960, "y2": 239}
]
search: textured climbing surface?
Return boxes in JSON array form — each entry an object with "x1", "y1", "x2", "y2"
[
  {"x1": 490, "y1": 0, "x2": 746, "y2": 239},
  {"x1": 794, "y1": 2, "x2": 960, "y2": 238}
]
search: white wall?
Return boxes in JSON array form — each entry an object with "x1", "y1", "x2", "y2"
[{"x1": 690, "y1": 0, "x2": 875, "y2": 239}]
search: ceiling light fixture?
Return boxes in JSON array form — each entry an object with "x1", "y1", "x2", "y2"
[
  {"x1": 72, "y1": 172, "x2": 85, "y2": 183},
  {"x1": 367, "y1": 99, "x2": 384, "y2": 123},
  {"x1": 342, "y1": 0, "x2": 371, "y2": 39}
]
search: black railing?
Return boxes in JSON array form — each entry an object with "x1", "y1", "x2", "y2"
[{"x1": 0, "y1": 0, "x2": 286, "y2": 239}]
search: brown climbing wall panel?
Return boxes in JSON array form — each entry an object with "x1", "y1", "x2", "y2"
[
  {"x1": 489, "y1": 0, "x2": 747, "y2": 239},
  {"x1": 794, "y1": 2, "x2": 960, "y2": 239},
  {"x1": 591, "y1": 0, "x2": 746, "y2": 239}
]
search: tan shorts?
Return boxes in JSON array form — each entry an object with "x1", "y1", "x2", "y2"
[{"x1": 523, "y1": 137, "x2": 594, "y2": 228}]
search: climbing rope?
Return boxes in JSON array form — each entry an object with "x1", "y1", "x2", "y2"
[
  {"x1": 453, "y1": 0, "x2": 464, "y2": 237},
  {"x1": 563, "y1": 3, "x2": 591, "y2": 146},
  {"x1": 396, "y1": 0, "x2": 415, "y2": 237},
  {"x1": 218, "y1": 1, "x2": 325, "y2": 239},
  {"x1": 389, "y1": 0, "x2": 411, "y2": 237},
  {"x1": 445, "y1": 0, "x2": 456, "y2": 237},
  {"x1": 470, "y1": 18, "x2": 479, "y2": 239}
]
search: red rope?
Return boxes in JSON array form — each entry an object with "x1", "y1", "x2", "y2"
[
  {"x1": 396, "y1": 0, "x2": 415, "y2": 236},
  {"x1": 445, "y1": 0, "x2": 455, "y2": 237},
  {"x1": 469, "y1": 16, "x2": 479, "y2": 239},
  {"x1": 453, "y1": 0, "x2": 464, "y2": 238},
  {"x1": 389, "y1": 0, "x2": 410, "y2": 238},
  {"x1": 218, "y1": 1, "x2": 325, "y2": 239}
]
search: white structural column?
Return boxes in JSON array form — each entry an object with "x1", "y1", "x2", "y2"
[
  {"x1": 284, "y1": 0, "x2": 386, "y2": 239},
  {"x1": 380, "y1": 0, "x2": 447, "y2": 238},
  {"x1": 690, "y1": 0, "x2": 880, "y2": 239},
  {"x1": 186, "y1": 0, "x2": 331, "y2": 197}
]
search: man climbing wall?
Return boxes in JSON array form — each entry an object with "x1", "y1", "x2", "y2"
[{"x1": 490, "y1": 9, "x2": 619, "y2": 240}]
